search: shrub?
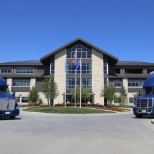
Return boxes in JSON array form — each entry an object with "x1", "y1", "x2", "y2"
[{"x1": 28, "y1": 87, "x2": 39, "y2": 105}]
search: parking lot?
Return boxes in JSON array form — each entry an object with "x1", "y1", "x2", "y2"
[{"x1": 0, "y1": 110, "x2": 154, "y2": 154}]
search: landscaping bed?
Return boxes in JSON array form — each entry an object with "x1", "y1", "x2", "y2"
[
  {"x1": 23, "y1": 106, "x2": 115, "y2": 114},
  {"x1": 22, "y1": 104, "x2": 131, "y2": 114}
]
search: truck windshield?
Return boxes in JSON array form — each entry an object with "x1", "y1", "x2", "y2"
[
  {"x1": 143, "y1": 86, "x2": 154, "y2": 94},
  {"x1": 0, "y1": 86, "x2": 8, "y2": 93}
]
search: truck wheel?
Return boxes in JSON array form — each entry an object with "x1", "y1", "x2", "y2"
[
  {"x1": 10, "y1": 116, "x2": 15, "y2": 119},
  {"x1": 136, "y1": 115, "x2": 143, "y2": 118}
]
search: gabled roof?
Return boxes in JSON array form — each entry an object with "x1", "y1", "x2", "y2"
[
  {"x1": 0, "y1": 60, "x2": 42, "y2": 66},
  {"x1": 40, "y1": 38, "x2": 118, "y2": 63},
  {"x1": 116, "y1": 61, "x2": 154, "y2": 66}
]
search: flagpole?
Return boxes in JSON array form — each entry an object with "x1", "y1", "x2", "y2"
[
  {"x1": 74, "y1": 49, "x2": 77, "y2": 107},
  {"x1": 64, "y1": 58, "x2": 66, "y2": 108},
  {"x1": 65, "y1": 59, "x2": 66, "y2": 108},
  {"x1": 74, "y1": 59, "x2": 81, "y2": 107},
  {"x1": 80, "y1": 59, "x2": 82, "y2": 108},
  {"x1": 75, "y1": 69, "x2": 77, "y2": 107}
]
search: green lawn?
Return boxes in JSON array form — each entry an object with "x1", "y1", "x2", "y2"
[{"x1": 24, "y1": 107, "x2": 115, "y2": 114}]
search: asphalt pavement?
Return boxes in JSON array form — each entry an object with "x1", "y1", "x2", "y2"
[{"x1": 0, "y1": 109, "x2": 154, "y2": 154}]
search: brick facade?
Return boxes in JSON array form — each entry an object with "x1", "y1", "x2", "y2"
[{"x1": 92, "y1": 49, "x2": 104, "y2": 105}]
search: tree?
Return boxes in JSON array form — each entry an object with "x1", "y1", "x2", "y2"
[
  {"x1": 82, "y1": 86, "x2": 91, "y2": 103},
  {"x1": 71, "y1": 84, "x2": 91, "y2": 104},
  {"x1": 28, "y1": 86, "x2": 39, "y2": 105},
  {"x1": 41, "y1": 76, "x2": 59, "y2": 106},
  {"x1": 71, "y1": 85, "x2": 80, "y2": 102},
  {"x1": 100, "y1": 82, "x2": 117, "y2": 107},
  {"x1": 119, "y1": 86, "x2": 128, "y2": 106}
]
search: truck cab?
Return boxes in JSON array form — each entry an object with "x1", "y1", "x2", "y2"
[
  {"x1": 0, "y1": 77, "x2": 20, "y2": 119},
  {"x1": 133, "y1": 76, "x2": 154, "y2": 118}
]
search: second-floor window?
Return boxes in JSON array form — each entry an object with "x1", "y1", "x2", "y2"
[
  {"x1": 113, "y1": 80, "x2": 122, "y2": 87},
  {"x1": 128, "y1": 80, "x2": 144, "y2": 87},
  {"x1": 77, "y1": 63, "x2": 92, "y2": 74},
  {"x1": 104, "y1": 63, "x2": 108, "y2": 74},
  {"x1": 13, "y1": 79, "x2": 30, "y2": 87},
  {"x1": 50, "y1": 63, "x2": 54, "y2": 74},
  {"x1": 1, "y1": 67, "x2": 12, "y2": 73},
  {"x1": 15, "y1": 67, "x2": 34, "y2": 74},
  {"x1": 66, "y1": 63, "x2": 92, "y2": 74}
]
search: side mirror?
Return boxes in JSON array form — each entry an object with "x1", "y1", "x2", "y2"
[
  {"x1": 138, "y1": 90, "x2": 140, "y2": 96},
  {"x1": 12, "y1": 91, "x2": 16, "y2": 97}
]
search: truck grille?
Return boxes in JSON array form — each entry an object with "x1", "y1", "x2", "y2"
[
  {"x1": 136, "y1": 98, "x2": 153, "y2": 108},
  {"x1": 0, "y1": 98, "x2": 16, "y2": 111}
]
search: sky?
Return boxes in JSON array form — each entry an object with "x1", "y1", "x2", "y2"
[{"x1": 0, "y1": 0, "x2": 154, "y2": 63}]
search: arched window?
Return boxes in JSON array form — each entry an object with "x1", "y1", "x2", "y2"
[{"x1": 67, "y1": 44, "x2": 92, "y2": 59}]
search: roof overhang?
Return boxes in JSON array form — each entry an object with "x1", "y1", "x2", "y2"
[
  {"x1": 0, "y1": 60, "x2": 42, "y2": 66},
  {"x1": 40, "y1": 38, "x2": 118, "y2": 64},
  {"x1": 116, "y1": 61, "x2": 154, "y2": 67}
]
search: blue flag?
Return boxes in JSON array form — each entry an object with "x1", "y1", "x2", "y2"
[{"x1": 75, "y1": 60, "x2": 80, "y2": 69}]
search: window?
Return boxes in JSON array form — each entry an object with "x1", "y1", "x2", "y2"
[
  {"x1": 79, "y1": 63, "x2": 92, "y2": 74},
  {"x1": 104, "y1": 63, "x2": 108, "y2": 74},
  {"x1": 66, "y1": 63, "x2": 92, "y2": 74},
  {"x1": 114, "y1": 97, "x2": 121, "y2": 103},
  {"x1": 113, "y1": 80, "x2": 122, "y2": 87},
  {"x1": 86, "y1": 63, "x2": 92, "y2": 74},
  {"x1": 104, "y1": 78, "x2": 108, "y2": 85},
  {"x1": 66, "y1": 78, "x2": 75, "y2": 89},
  {"x1": 67, "y1": 44, "x2": 92, "y2": 59},
  {"x1": 22, "y1": 97, "x2": 28, "y2": 103},
  {"x1": 66, "y1": 63, "x2": 75, "y2": 74},
  {"x1": 15, "y1": 97, "x2": 20, "y2": 103},
  {"x1": 66, "y1": 78, "x2": 92, "y2": 90},
  {"x1": 50, "y1": 62, "x2": 54, "y2": 74},
  {"x1": 16, "y1": 67, "x2": 34, "y2": 73},
  {"x1": 13, "y1": 79, "x2": 30, "y2": 87},
  {"x1": 129, "y1": 97, "x2": 134, "y2": 103},
  {"x1": 80, "y1": 78, "x2": 92, "y2": 89},
  {"x1": 144, "y1": 86, "x2": 153, "y2": 94},
  {"x1": 128, "y1": 80, "x2": 144, "y2": 87},
  {"x1": 1, "y1": 67, "x2": 12, "y2": 73}
]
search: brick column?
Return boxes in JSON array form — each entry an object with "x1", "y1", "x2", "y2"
[
  {"x1": 92, "y1": 49, "x2": 104, "y2": 105},
  {"x1": 54, "y1": 49, "x2": 66, "y2": 105}
]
